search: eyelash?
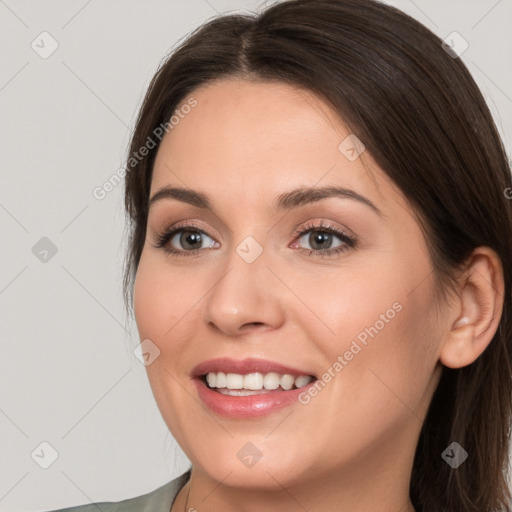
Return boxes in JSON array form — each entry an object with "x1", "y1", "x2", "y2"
[{"x1": 152, "y1": 220, "x2": 357, "y2": 259}]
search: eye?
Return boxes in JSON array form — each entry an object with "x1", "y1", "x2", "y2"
[
  {"x1": 152, "y1": 220, "x2": 357, "y2": 259},
  {"x1": 152, "y1": 222, "x2": 219, "y2": 257},
  {"x1": 291, "y1": 220, "x2": 357, "y2": 257}
]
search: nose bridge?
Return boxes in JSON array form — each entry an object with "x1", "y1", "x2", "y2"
[{"x1": 203, "y1": 230, "x2": 284, "y2": 334}]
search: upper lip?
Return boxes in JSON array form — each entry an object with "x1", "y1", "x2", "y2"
[{"x1": 191, "y1": 358, "x2": 316, "y2": 378}]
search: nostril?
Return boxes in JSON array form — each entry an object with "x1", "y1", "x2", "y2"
[{"x1": 242, "y1": 322, "x2": 265, "y2": 328}]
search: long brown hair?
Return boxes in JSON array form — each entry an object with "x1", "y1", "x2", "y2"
[{"x1": 122, "y1": 1, "x2": 512, "y2": 510}]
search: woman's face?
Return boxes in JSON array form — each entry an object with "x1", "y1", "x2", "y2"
[{"x1": 134, "y1": 78, "x2": 448, "y2": 491}]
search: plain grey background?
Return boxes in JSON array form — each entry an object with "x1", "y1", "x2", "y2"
[{"x1": 1, "y1": 1, "x2": 511, "y2": 510}]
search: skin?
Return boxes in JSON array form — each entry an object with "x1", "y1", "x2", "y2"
[{"x1": 133, "y1": 78, "x2": 504, "y2": 512}]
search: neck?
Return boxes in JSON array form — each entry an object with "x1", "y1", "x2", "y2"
[{"x1": 172, "y1": 447, "x2": 416, "y2": 512}]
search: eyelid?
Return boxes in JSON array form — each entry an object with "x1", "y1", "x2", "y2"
[
  {"x1": 291, "y1": 219, "x2": 356, "y2": 242},
  {"x1": 162, "y1": 219, "x2": 216, "y2": 237}
]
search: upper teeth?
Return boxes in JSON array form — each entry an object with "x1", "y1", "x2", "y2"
[{"x1": 206, "y1": 372, "x2": 313, "y2": 391}]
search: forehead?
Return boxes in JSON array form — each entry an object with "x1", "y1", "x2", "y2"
[{"x1": 150, "y1": 78, "x2": 407, "y2": 217}]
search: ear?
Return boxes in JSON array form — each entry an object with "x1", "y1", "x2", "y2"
[{"x1": 440, "y1": 247, "x2": 505, "y2": 369}]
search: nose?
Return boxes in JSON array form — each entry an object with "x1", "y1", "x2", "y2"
[{"x1": 203, "y1": 243, "x2": 286, "y2": 337}]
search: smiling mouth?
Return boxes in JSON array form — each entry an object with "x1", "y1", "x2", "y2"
[{"x1": 201, "y1": 371, "x2": 317, "y2": 396}]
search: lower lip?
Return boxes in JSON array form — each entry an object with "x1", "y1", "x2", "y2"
[{"x1": 193, "y1": 377, "x2": 316, "y2": 418}]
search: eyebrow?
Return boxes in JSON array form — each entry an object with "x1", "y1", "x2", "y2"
[{"x1": 148, "y1": 185, "x2": 383, "y2": 216}]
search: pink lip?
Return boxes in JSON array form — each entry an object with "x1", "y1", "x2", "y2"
[
  {"x1": 191, "y1": 357, "x2": 315, "y2": 378},
  {"x1": 191, "y1": 357, "x2": 317, "y2": 418},
  {"x1": 193, "y1": 377, "x2": 317, "y2": 418}
]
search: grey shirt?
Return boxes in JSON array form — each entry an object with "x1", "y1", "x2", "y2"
[{"x1": 44, "y1": 470, "x2": 191, "y2": 512}]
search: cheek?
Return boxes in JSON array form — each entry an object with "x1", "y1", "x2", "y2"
[
  {"x1": 295, "y1": 262, "x2": 408, "y2": 357},
  {"x1": 133, "y1": 264, "x2": 167, "y2": 340},
  {"x1": 133, "y1": 255, "x2": 200, "y2": 345},
  {"x1": 300, "y1": 252, "x2": 437, "y2": 403},
  {"x1": 132, "y1": 256, "x2": 206, "y2": 436}
]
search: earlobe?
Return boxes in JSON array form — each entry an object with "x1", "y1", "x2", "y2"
[
  {"x1": 440, "y1": 323, "x2": 477, "y2": 369},
  {"x1": 439, "y1": 248, "x2": 504, "y2": 370}
]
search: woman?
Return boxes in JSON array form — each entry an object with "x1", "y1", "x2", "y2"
[{"x1": 47, "y1": 0, "x2": 512, "y2": 510}]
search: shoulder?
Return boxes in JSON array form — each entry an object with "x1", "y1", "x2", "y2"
[{"x1": 42, "y1": 470, "x2": 191, "y2": 512}]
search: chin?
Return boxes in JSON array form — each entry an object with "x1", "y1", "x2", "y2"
[{"x1": 188, "y1": 437, "x2": 318, "y2": 490}]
